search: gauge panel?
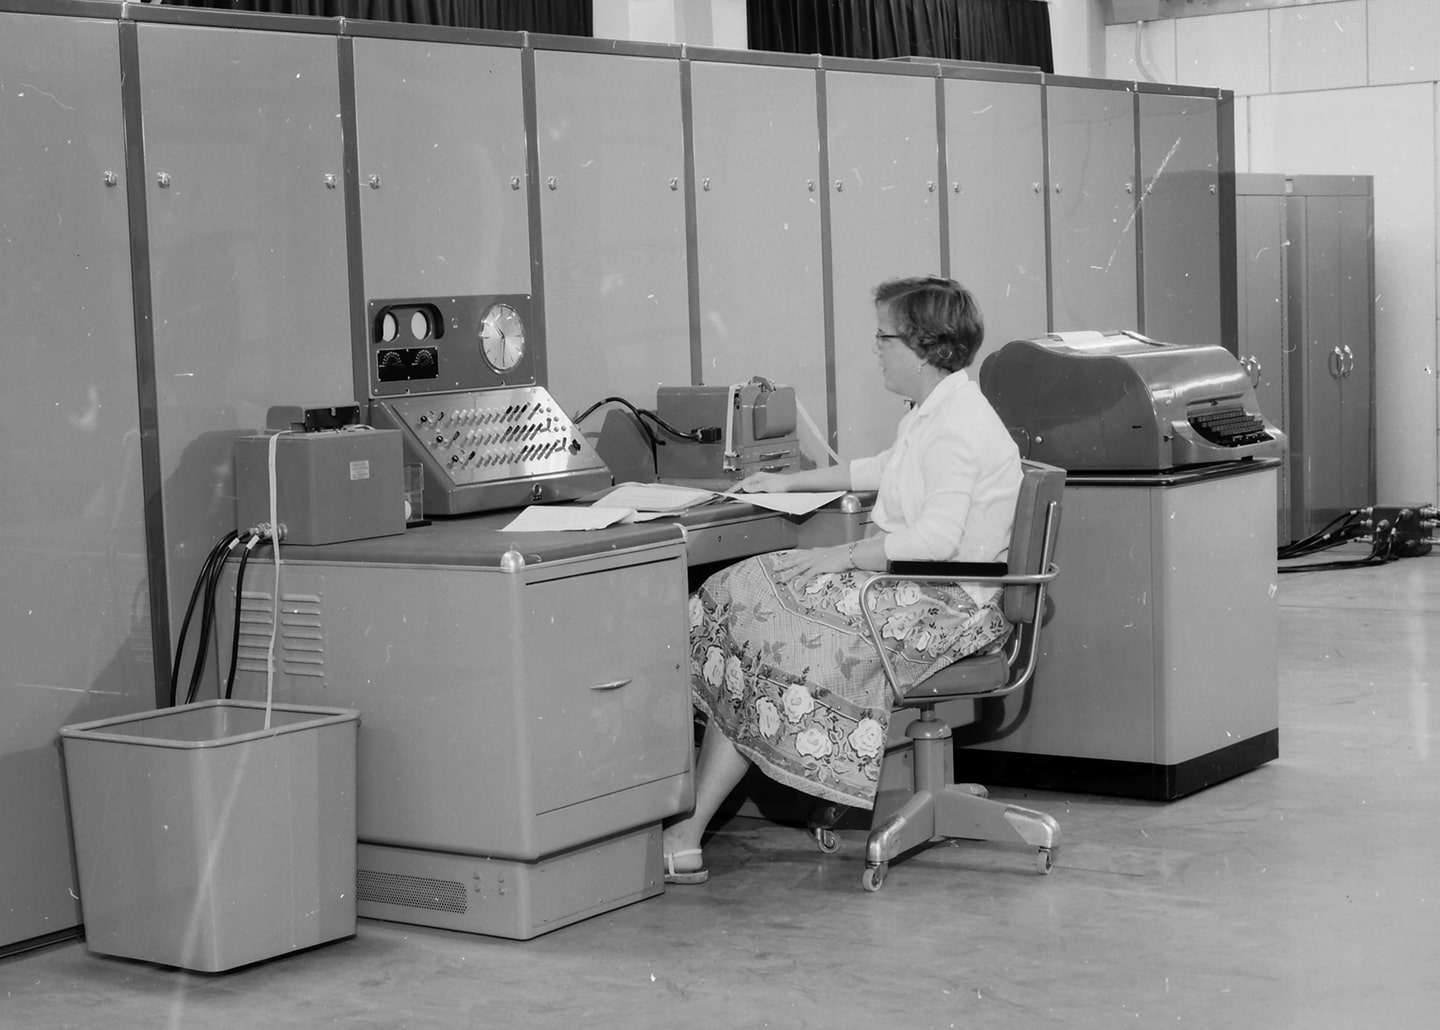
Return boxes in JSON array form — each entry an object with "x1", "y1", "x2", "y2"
[{"x1": 367, "y1": 294, "x2": 537, "y2": 396}]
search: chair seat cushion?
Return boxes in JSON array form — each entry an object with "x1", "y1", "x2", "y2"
[{"x1": 897, "y1": 650, "x2": 1010, "y2": 705}]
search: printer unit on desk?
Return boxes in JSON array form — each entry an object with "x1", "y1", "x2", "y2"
[
  {"x1": 979, "y1": 331, "x2": 1287, "y2": 472},
  {"x1": 655, "y1": 377, "x2": 801, "y2": 480}
]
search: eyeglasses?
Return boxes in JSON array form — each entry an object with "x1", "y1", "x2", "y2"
[{"x1": 874, "y1": 332, "x2": 906, "y2": 345}]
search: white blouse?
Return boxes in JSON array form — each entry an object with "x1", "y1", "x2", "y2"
[{"x1": 849, "y1": 369, "x2": 1022, "y2": 604}]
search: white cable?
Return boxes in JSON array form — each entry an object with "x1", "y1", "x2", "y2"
[
  {"x1": 1134, "y1": 20, "x2": 1160, "y2": 83},
  {"x1": 794, "y1": 396, "x2": 843, "y2": 466},
  {"x1": 264, "y1": 430, "x2": 291, "y2": 730},
  {"x1": 723, "y1": 383, "x2": 740, "y2": 471}
]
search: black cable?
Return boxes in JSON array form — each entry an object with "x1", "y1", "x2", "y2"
[
  {"x1": 1278, "y1": 509, "x2": 1369, "y2": 561},
  {"x1": 168, "y1": 531, "x2": 238, "y2": 706},
  {"x1": 223, "y1": 537, "x2": 260, "y2": 699},
  {"x1": 1278, "y1": 519, "x2": 1398, "y2": 573},
  {"x1": 185, "y1": 532, "x2": 239, "y2": 705},
  {"x1": 1278, "y1": 509, "x2": 1357, "y2": 557},
  {"x1": 572, "y1": 395, "x2": 664, "y2": 472}
]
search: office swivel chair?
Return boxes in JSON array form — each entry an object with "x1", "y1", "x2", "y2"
[{"x1": 811, "y1": 459, "x2": 1065, "y2": 891}]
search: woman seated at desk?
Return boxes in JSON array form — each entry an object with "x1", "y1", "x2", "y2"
[{"x1": 662, "y1": 275, "x2": 1023, "y2": 884}]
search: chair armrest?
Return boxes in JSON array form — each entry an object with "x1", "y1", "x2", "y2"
[
  {"x1": 858, "y1": 561, "x2": 1061, "y2": 707},
  {"x1": 886, "y1": 560, "x2": 1007, "y2": 578}
]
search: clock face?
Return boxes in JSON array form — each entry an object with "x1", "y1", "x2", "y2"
[{"x1": 480, "y1": 303, "x2": 525, "y2": 372}]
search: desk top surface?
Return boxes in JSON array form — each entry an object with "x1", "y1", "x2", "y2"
[{"x1": 267, "y1": 497, "x2": 799, "y2": 570}]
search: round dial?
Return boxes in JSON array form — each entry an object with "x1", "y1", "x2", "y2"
[{"x1": 480, "y1": 303, "x2": 526, "y2": 372}]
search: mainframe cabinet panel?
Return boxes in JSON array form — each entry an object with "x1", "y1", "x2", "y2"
[
  {"x1": 688, "y1": 57, "x2": 829, "y2": 460},
  {"x1": 825, "y1": 66, "x2": 943, "y2": 459},
  {"x1": 0, "y1": 5, "x2": 154, "y2": 955},
  {"x1": 135, "y1": 20, "x2": 353, "y2": 643},
  {"x1": 1137, "y1": 91, "x2": 1222, "y2": 349},
  {"x1": 943, "y1": 75, "x2": 1048, "y2": 367},
  {"x1": 350, "y1": 36, "x2": 531, "y2": 319},
  {"x1": 1045, "y1": 82, "x2": 1138, "y2": 334},
  {"x1": 532, "y1": 46, "x2": 691, "y2": 423}
]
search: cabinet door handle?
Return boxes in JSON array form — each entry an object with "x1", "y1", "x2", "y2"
[
  {"x1": 1341, "y1": 345, "x2": 1355, "y2": 377},
  {"x1": 1328, "y1": 347, "x2": 1343, "y2": 379},
  {"x1": 588, "y1": 678, "x2": 632, "y2": 691}
]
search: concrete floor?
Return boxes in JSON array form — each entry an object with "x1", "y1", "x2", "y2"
[{"x1": 3, "y1": 553, "x2": 1437, "y2": 1028}]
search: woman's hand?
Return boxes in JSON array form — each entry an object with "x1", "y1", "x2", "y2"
[
  {"x1": 733, "y1": 471, "x2": 793, "y2": 493},
  {"x1": 768, "y1": 545, "x2": 851, "y2": 591}
]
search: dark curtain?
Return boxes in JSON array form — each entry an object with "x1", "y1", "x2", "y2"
[
  {"x1": 160, "y1": 1, "x2": 592, "y2": 35},
  {"x1": 747, "y1": 0, "x2": 1053, "y2": 72}
]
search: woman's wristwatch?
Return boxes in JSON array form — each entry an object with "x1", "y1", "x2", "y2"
[{"x1": 847, "y1": 541, "x2": 858, "y2": 568}]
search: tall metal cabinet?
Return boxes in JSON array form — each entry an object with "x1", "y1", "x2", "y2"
[
  {"x1": 348, "y1": 29, "x2": 533, "y2": 399},
  {"x1": 131, "y1": 8, "x2": 354, "y2": 653},
  {"x1": 1045, "y1": 79, "x2": 1138, "y2": 334},
  {"x1": 531, "y1": 40, "x2": 692, "y2": 424},
  {"x1": 1285, "y1": 175, "x2": 1376, "y2": 539},
  {"x1": 0, "y1": 4, "x2": 154, "y2": 954},
  {"x1": 1235, "y1": 173, "x2": 1291, "y2": 540},
  {"x1": 824, "y1": 61, "x2": 943, "y2": 458},
  {"x1": 943, "y1": 69, "x2": 1049, "y2": 366},
  {"x1": 1137, "y1": 88, "x2": 1225, "y2": 350},
  {"x1": 687, "y1": 51, "x2": 829, "y2": 462}
]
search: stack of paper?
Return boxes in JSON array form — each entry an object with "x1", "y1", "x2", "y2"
[{"x1": 500, "y1": 481, "x2": 847, "y2": 532}]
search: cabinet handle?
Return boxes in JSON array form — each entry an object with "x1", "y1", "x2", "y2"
[
  {"x1": 588, "y1": 678, "x2": 632, "y2": 692},
  {"x1": 1328, "y1": 346, "x2": 1343, "y2": 379},
  {"x1": 1341, "y1": 345, "x2": 1355, "y2": 377}
]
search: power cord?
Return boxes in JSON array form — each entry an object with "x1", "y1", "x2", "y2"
[{"x1": 571, "y1": 395, "x2": 722, "y2": 475}]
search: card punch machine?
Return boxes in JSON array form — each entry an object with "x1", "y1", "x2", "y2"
[
  {"x1": 978, "y1": 330, "x2": 1287, "y2": 471},
  {"x1": 653, "y1": 376, "x2": 801, "y2": 480}
]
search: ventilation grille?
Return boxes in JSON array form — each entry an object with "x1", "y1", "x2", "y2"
[
  {"x1": 235, "y1": 577, "x2": 325, "y2": 683},
  {"x1": 357, "y1": 869, "x2": 469, "y2": 914},
  {"x1": 1188, "y1": 405, "x2": 1271, "y2": 447}
]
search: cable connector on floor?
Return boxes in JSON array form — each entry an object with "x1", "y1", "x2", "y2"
[{"x1": 1358, "y1": 504, "x2": 1436, "y2": 558}]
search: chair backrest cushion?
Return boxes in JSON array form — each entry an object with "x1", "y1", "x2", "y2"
[{"x1": 1002, "y1": 460, "x2": 1065, "y2": 624}]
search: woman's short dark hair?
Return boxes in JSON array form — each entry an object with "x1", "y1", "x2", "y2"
[{"x1": 873, "y1": 276, "x2": 984, "y2": 372}]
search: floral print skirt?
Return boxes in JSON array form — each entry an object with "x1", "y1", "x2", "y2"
[{"x1": 689, "y1": 551, "x2": 1011, "y2": 810}]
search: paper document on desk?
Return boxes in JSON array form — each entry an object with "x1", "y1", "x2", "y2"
[
  {"x1": 500, "y1": 505, "x2": 632, "y2": 532},
  {"x1": 592, "y1": 482, "x2": 725, "y2": 513},
  {"x1": 736, "y1": 491, "x2": 846, "y2": 516},
  {"x1": 592, "y1": 482, "x2": 846, "y2": 520}
]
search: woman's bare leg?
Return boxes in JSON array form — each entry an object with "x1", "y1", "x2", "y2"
[{"x1": 661, "y1": 721, "x2": 752, "y2": 871}]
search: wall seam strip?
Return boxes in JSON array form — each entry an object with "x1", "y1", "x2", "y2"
[{"x1": 119, "y1": 18, "x2": 172, "y2": 704}]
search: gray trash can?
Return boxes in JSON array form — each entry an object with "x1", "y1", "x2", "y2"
[{"x1": 60, "y1": 700, "x2": 359, "y2": 972}]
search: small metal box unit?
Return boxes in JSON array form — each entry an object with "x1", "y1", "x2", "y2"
[{"x1": 234, "y1": 426, "x2": 405, "y2": 545}]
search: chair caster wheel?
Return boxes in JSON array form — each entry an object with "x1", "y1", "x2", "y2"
[
  {"x1": 813, "y1": 827, "x2": 840, "y2": 854},
  {"x1": 1036, "y1": 848, "x2": 1054, "y2": 875},
  {"x1": 861, "y1": 862, "x2": 888, "y2": 892}
]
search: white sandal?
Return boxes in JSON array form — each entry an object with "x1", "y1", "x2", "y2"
[{"x1": 663, "y1": 848, "x2": 709, "y2": 885}]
